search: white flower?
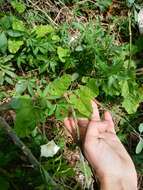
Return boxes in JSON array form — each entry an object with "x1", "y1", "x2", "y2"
[
  {"x1": 138, "y1": 9, "x2": 143, "y2": 34},
  {"x1": 40, "y1": 140, "x2": 60, "y2": 158}
]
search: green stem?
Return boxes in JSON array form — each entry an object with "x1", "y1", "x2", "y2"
[{"x1": 64, "y1": 95, "x2": 91, "y2": 188}]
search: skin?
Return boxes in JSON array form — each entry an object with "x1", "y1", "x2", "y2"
[{"x1": 64, "y1": 101, "x2": 138, "y2": 190}]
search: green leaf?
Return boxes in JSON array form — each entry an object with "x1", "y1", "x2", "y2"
[
  {"x1": 55, "y1": 103, "x2": 69, "y2": 120},
  {"x1": 0, "y1": 32, "x2": 7, "y2": 53},
  {"x1": 1, "y1": 55, "x2": 14, "y2": 63},
  {"x1": 34, "y1": 25, "x2": 54, "y2": 38},
  {"x1": 10, "y1": 98, "x2": 22, "y2": 109},
  {"x1": 71, "y1": 73, "x2": 79, "y2": 81},
  {"x1": 27, "y1": 83, "x2": 35, "y2": 96},
  {"x1": 86, "y1": 78, "x2": 99, "y2": 96},
  {"x1": 7, "y1": 30, "x2": 23, "y2": 37},
  {"x1": 0, "y1": 71, "x2": 4, "y2": 85},
  {"x1": 11, "y1": 0, "x2": 26, "y2": 13},
  {"x1": 15, "y1": 80, "x2": 27, "y2": 95},
  {"x1": 5, "y1": 69, "x2": 16, "y2": 78},
  {"x1": 12, "y1": 19, "x2": 25, "y2": 31},
  {"x1": 45, "y1": 101, "x2": 56, "y2": 116},
  {"x1": 13, "y1": 97, "x2": 40, "y2": 137},
  {"x1": 48, "y1": 107, "x2": 56, "y2": 116},
  {"x1": 0, "y1": 16, "x2": 13, "y2": 30},
  {"x1": 139, "y1": 123, "x2": 143, "y2": 133},
  {"x1": 5, "y1": 76, "x2": 14, "y2": 85},
  {"x1": 127, "y1": 0, "x2": 135, "y2": 5},
  {"x1": 57, "y1": 47, "x2": 69, "y2": 62},
  {"x1": 8, "y1": 40, "x2": 23, "y2": 54},
  {"x1": 136, "y1": 139, "x2": 143, "y2": 154},
  {"x1": 122, "y1": 93, "x2": 141, "y2": 114},
  {"x1": 120, "y1": 80, "x2": 129, "y2": 98},
  {"x1": 52, "y1": 35, "x2": 60, "y2": 42},
  {"x1": 47, "y1": 74, "x2": 72, "y2": 97},
  {"x1": 68, "y1": 86, "x2": 98, "y2": 117}
]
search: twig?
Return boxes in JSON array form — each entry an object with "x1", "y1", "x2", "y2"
[
  {"x1": 128, "y1": 10, "x2": 132, "y2": 69},
  {"x1": 26, "y1": 0, "x2": 58, "y2": 27},
  {"x1": 79, "y1": 149, "x2": 91, "y2": 189},
  {"x1": 0, "y1": 117, "x2": 40, "y2": 168},
  {"x1": 71, "y1": 108, "x2": 90, "y2": 189},
  {"x1": 54, "y1": 7, "x2": 65, "y2": 22},
  {"x1": 0, "y1": 117, "x2": 58, "y2": 188},
  {"x1": 75, "y1": 0, "x2": 96, "y2": 5},
  {"x1": 71, "y1": 107, "x2": 80, "y2": 142}
]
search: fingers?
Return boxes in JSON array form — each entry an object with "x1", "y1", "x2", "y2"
[
  {"x1": 91, "y1": 101, "x2": 100, "y2": 121},
  {"x1": 64, "y1": 102, "x2": 116, "y2": 141},
  {"x1": 104, "y1": 111, "x2": 115, "y2": 134},
  {"x1": 87, "y1": 102, "x2": 115, "y2": 136},
  {"x1": 78, "y1": 118, "x2": 89, "y2": 127},
  {"x1": 64, "y1": 117, "x2": 76, "y2": 136},
  {"x1": 64, "y1": 118, "x2": 88, "y2": 131},
  {"x1": 64, "y1": 117, "x2": 88, "y2": 140},
  {"x1": 85, "y1": 101, "x2": 100, "y2": 137},
  {"x1": 104, "y1": 111, "x2": 112, "y2": 122}
]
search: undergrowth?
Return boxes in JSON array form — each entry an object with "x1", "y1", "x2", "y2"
[{"x1": 0, "y1": 0, "x2": 143, "y2": 189}]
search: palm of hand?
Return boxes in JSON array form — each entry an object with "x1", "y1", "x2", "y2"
[{"x1": 64, "y1": 101, "x2": 137, "y2": 182}]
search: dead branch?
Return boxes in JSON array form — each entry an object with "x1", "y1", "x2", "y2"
[{"x1": 0, "y1": 117, "x2": 58, "y2": 188}]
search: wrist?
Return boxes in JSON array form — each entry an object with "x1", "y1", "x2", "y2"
[{"x1": 100, "y1": 176, "x2": 137, "y2": 190}]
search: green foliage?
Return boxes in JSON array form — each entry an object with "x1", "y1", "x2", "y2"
[
  {"x1": 0, "y1": 32, "x2": 7, "y2": 53},
  {"x1": 0, "y1": 55, "x2": 16, "y2": 85},
  {"x1": 57, "y1": 47, "x2": 70, "y2": 62},
  {"x1": 8, "y1": 40, "x2": 23, "y2": 54},
  {"x1": 136, "y1": 123, "x2": 143, "y2": 154},
  {"x1": 11, "y1": 96, "x2": 42, "y2": 137},
  {"x1": 122, "y1": 93, "x2": 142, "y2": 114},
  {"x1": 139, "y1": 123, "x2": 143, "y2": 133},
  {"x1": 55, "y1": 102, "x2": 69, "y2": 120},
  {"x1": 12, "y1": 18, "x2": 26, "y2": 32},
  {"x1": 46, "y1": 74, "x2": 72, "y2": 97},
  {"x1": 68, "y1": 85, "x2": 98, "y2": 117},
  {"x1": 0, "y1": 1, "x2": 143, "y2": 188},
  {"x1": 136, "y1": 139, "x2": 143, "y2": 154},
  {"x1": 11, "y1": 0, "x2": 26, "y2": 13},
  {"x1": 95, "y1": 0, "x2": 112, "y2": 11},
  {"x1": 15, "y1": 79, "x2": 28, "y2": 95},
  {"x1": 34, "y1": 25, "x2": 54, "y2": 38}
]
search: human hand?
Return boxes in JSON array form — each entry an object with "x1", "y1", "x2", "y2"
[{"x1": 64, "y1": 101, "x2": 137, "y2": 190}]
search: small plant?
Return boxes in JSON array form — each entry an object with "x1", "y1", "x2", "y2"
[{"x1": 0, "y1": 55, "x2": 16, "y2": 85}]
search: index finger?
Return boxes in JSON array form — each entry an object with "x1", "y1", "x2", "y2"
[{"x1": 91, "y1": 100, "x2": 100, "y2": 121}]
